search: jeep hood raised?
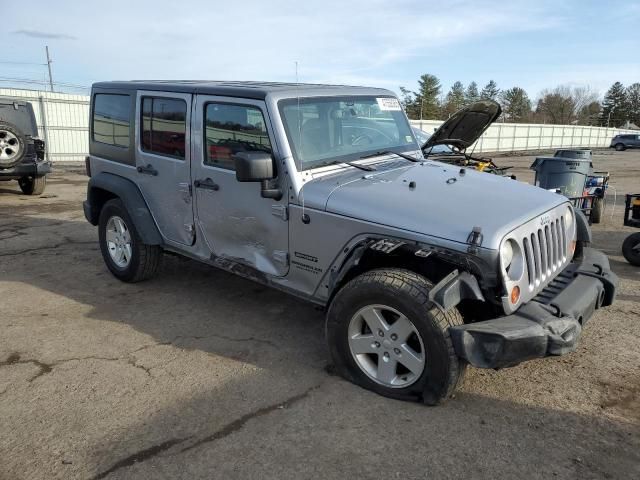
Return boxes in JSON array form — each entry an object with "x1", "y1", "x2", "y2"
[
  {"x1": 301, "y1": 161, "x2": 566, "y2": 250},
  {"x1": 422, "y1": 100, "x2": 501, "y2": 151}
]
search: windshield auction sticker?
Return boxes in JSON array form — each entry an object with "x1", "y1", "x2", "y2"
[{"x1": 376, "y1": 97, "x2": 402, "y2": 111}]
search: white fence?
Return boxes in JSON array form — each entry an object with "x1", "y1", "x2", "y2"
[
  {"x1": 0, "y1": 88, "x2": 89, "y2": 162},
  {"x1": 410, "y1": 120, "x2": 636, "y2": 153},
  {"x1": 1, "y1": 87, "x2": 637, "y2": 162}
]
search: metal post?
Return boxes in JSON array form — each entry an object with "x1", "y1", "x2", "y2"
[
  {"x1": 45, "y1": 46, "x2": 54, "y2": 92},
  {"x1": 37, "y1": 96, "x2": 51, "y2": 162}
]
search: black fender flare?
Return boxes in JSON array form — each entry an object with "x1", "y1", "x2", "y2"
[
  {"x1": 323, "y1": 234, "x2": 491, "y2": 309},
  {"x1": 84, "y1": 172, "x2": 162, "y2": 245},
  {"x1": 575, "y1": 207, "x2": 592, "y2": 244}
]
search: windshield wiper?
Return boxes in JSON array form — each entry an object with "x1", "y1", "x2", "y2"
[
  {"x1": 359, "y1": 150, "x2": 421, "y2": 163},
  {"x1": 330, "y1": 160, "x2": 377, "y2": 171}
]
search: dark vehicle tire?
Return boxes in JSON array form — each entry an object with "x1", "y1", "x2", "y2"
[
  {"x1": 18, "y1": 175, "x2": 46, "y2": 195},
  {"x1": 591, "y1": 197, "x2": 604, "y2": 224},
  {"x1": 0, "y1": 121, "x2": 26, "y2": 169},
  {"x1": 614, "y1": 143, "x2": 625, "y2": 151},
  {"x1": 622, "y1": 232, "x2": 640, "y2": 266},
  {"x1": 326, "y1": 268, "x2": 466, "y2": 405},
  {"x1": 98, "y1": 198, "x2": 162, "y2": 282}
]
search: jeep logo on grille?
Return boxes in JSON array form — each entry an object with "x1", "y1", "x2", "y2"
[{"x1": 539, "y1": 215, "x2": 551, "y2": 226}]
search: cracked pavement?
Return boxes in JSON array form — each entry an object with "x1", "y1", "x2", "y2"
[{"x1": 1, "y1": 154, "x2": 639, "y2": 480}]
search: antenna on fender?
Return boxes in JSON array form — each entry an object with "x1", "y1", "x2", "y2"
[{"x1": 296, "y1": 61, "x2": 309, "y2": 224}]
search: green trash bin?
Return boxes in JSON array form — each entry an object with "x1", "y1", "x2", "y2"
[{"x1": 530, "y1": 156, "x2": 593, "y2": 198}]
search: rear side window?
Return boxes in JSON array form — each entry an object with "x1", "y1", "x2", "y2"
[
  {"x1": 93, "y1": 94, "x2": 131, "y2": 147},
  {"x1": 204, "y1": 103, "x2": 271, "y2": 170},
  {"x1": 141, "y1": 97, "x2": 187, "y2": 159}
]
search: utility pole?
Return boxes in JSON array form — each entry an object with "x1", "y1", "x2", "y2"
[{"x1": 45, "y1": 46, "x2": 54, "y2": 92}]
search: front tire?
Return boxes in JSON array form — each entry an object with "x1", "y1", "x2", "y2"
[
  {"x1": 622, "y1": 232, "x2": 640, "y2": 266},
  {"x1": 614, "y1": 143, "x2": 625, "y2": 151},
  {"x1": 18, "y1": 175, "x2": 46, "y2": 195},
  {"x1": 326, "y1": 269, "x2": 466, "y2": 405},
  {"x1": 98, "y1": 198, "x2": 162, "y2": 282}
]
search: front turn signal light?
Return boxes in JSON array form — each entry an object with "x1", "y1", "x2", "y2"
[{"x1": 510, "y1": 286, "x2": 520, "y2": 304}]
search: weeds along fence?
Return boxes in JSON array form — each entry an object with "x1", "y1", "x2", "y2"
[{"x1": 1, "y1": 87, "x2": 637, "y2": 162}]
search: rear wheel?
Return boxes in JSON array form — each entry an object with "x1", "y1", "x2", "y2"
[
  {"x1": 614, "y1": 143, "x2": 625, "y2": 151},
  {"x1": 326, "y1": 269, "x2": 466, "y2": 405},
  {"x1": 98, "y1": 198, "x2": 162, "y2": 282},
  {"x1": 18, "y1": 175, "x2": 46, "y2": 195},
  {"x1": 622, "y1": 232, "x2": 640, "y2": 266}
]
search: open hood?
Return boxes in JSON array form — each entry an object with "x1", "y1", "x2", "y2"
[{"x1": 422, "y1": 100, "x2": 501, "y2": 151}]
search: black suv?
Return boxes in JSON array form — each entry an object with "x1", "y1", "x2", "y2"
[
  {"x1": 0, "y1": 97, "x2": 49, "y2": 195},
  {"x1": 610, "y1": 133, "x2": 640, "y2": 151}
]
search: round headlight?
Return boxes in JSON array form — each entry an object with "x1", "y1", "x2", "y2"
[
  {"x1": 500, "y1": 239, "x2": 514, "y2": 269},
  {"x1": 565, "y1": 206, "x2": 574, "y2": 231},
  {"x1": 501, "y1": 239, "x2": 524, "y2": 281}
]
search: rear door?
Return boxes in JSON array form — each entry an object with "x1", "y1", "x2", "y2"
[{"x1": 134, "y1": 91, "x2": 194, "y2": 245}]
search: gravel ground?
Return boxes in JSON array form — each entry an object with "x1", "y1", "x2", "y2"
[{"x1": 1, "y1": 149, "x2": 639, "y2": 480}]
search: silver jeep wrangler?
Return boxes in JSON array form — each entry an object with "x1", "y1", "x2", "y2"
[{"x1": 84, "y1": 81, "x2": 618, "y2": 404}]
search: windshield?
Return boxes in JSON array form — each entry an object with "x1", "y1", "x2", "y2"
[{"x1": 279, "y1": 96, "x2": 418, "y2": 170}]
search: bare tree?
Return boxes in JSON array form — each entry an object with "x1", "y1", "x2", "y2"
[{"x1": 536, "y1": 85, "x2": 600, "y2": 125}]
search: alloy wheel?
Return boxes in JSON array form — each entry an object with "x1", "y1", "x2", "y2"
[
  {"x1": 106, "y1": 216, "x2": 133, "y2": 268},
  {"x1": 347, "y1": 304, "x2": 426, "y2": 388}
]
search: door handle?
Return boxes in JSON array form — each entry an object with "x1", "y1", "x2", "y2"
[
  {"x1": 137, "y1": 164, "x2": 158, "y2": 176},
  {"x1": 194, "y1": 178, "x2": 219, "y2": 191}
]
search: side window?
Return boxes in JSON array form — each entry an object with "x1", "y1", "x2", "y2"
[
  {"x1": 140, "y1": 97, "x2": 187, "y2": 159},
  {"x1": 204, "y1": 103, "x2": 271, "y2": 170},
  {"x1": 93, "y1": 94, "x2": 131, "y2": 147}
]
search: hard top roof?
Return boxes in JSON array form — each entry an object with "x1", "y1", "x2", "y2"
[{"x1": 91, "y1": 80, "x2": 394, "y2": 100}]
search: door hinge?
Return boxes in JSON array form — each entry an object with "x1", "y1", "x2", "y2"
[
  {"x1": 272, "y1": 250, "x2": 289, "y2": 266},
  {"x1": 271, "y1": 205, "x2": 288, "y2": 221}
]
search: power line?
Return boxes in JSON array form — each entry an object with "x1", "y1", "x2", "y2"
[{"x1": 0, "y1": 60, "x2": 48, "y2": 66}]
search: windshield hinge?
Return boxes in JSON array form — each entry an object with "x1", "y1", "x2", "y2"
[{"x1": 271, "y1": 205, "x2": 288, "y2": 221}]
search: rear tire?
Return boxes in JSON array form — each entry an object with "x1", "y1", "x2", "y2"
[
  {"x1": 98, "y1": 198, "x2": 162, "y2": 282},
  {"x1": 18, "y1": 175, "x2": 46, "y2": 195},
  {"x1": 614, "y1": 143, "x2": 625, "y2": 151},
  {"x1": 0, "y1": 121, "x2": 26, "y2": 169},
  {"x1": 326, "y1": 268, "x2": 466, "y2": 405},
  {"x1": 591, "y1": 197, "x2": 603, "y2": 224},
  {"x1": 622, "y1": 232, "x2": 640, "y2": 266}
]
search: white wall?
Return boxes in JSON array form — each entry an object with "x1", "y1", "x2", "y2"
[
  {"x1": 0, "y1": 88, "x2": 89, "y2": 162},
  {"x1": 1, "y1": 88, "x2": 637, "y2": 162},
  {"x1": 410, "y1": 119, "x2": 637, "y2": 153}
]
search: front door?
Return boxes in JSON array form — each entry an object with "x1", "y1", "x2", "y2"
[
  {"x1": 135, "y1": 91, "x2": 194, "y2": 245},
  {"x1": 192, "y1": 96, "x2": 289, "y2": 277}
]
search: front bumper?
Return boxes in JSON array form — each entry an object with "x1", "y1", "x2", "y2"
[{"x1": 449, "y1": 248, "x2": 618, "y2": 369}]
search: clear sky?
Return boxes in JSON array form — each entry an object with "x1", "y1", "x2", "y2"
[{"x1": 2, "y1": 0, "x2": 639, "y2": 99}]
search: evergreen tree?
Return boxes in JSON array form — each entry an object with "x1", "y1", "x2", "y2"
[
  {"x1": 601, "y1": 82, "x2": 628, "y2": 127},
  {"x1": 480, "y1": 80, "x2": 500, "y2": 100},
  {"x1": 398, "y1": 74, "x2": 441, "y2": 120},
  {"x1": 500, "y1": 87, "x2": 532, "y2": 122},
  {"x1": 626, "y1": 83, "x2": 640, "y2": 127},
  {"x1": 442, "y1": 81, "x2": 465, "y2": 118},
  {"x1": 464, "y1": 81, "x2": 479, "y2": 104},
  {"x1": 415, "y1": 74, "x2": 442, "y2": 120}
]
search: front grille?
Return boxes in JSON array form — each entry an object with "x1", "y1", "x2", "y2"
[{"x1": 522, "y1": 217, "x2": 568, "y2": 289}]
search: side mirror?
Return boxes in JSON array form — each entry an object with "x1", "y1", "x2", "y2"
[
  {"x1": 233, "y1": 151, "x2": 282, "y2": 200},
  {"x1": 234, "y1": 151, "x2": 274, "y2": 182}
]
